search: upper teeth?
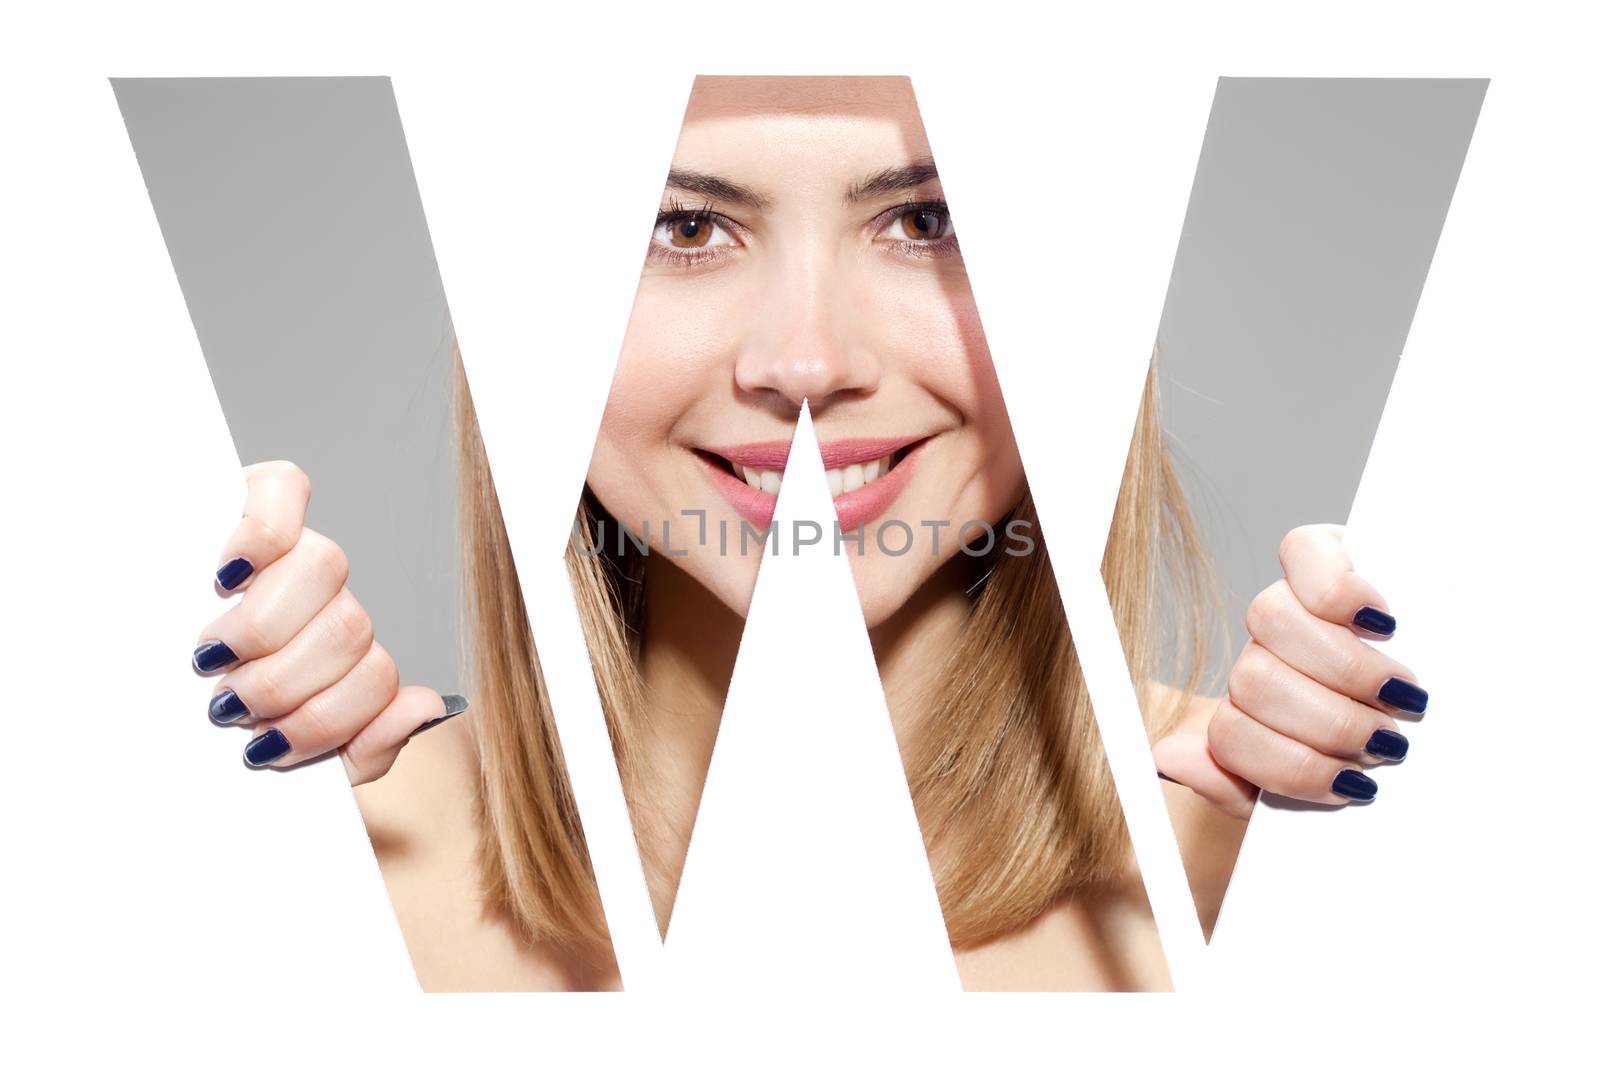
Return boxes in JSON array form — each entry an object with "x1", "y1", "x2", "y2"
[{"x1": 731, "y1": 457, "x2": 892, "y2": 498}]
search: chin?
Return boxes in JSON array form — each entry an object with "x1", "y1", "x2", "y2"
[
  {"x1": 848, "y1": 563, "x2": 925, "y2": 631},
  {"x1": 681, "y1": 552, "x2": 762, "y2": 620}
]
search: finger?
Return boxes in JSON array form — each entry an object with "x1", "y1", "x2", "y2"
[
  {"x1": 207, "y1": 587, "x2": 373, "y2": 724},
  {"x1": 213, "y1": 461, "x2": 313, "y2": 593},
  {"x1": 1277, "y1": 523, "x2": 1395, "y2": 638},
  {"x1": 192, "y1": 528, "x2": 348, "y2": 672},
  {"x1": 1208, "y1": 697, "x2": 1380, "y2": 805},
  {"x1": 241, "y1": 641, "x2": 400, "y2": 768},
  {"x1": 1225, "y1": 639, "x2": 1409, "y2": 764},
  {"x1": 1153, "y1": 730, "x2": 1258, "y2": 819},
  {"x1": 340, "y1": 687, "x2": 469, "y2": 786},
  {"x1": 1245, "y1": 578, "x2": 1429, "y2": 716}
]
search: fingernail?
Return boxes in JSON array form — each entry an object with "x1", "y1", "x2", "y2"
[
  {"x1": 1364, "y1": 728, "x2": 1409, "y2": 762},
  {"x1": 1331, "y1": 768, "x2": 1379, "y2": 801},
  {"x1": 209, "y1": 688, "x2": 250, "y2": 724},
  {"x1": 243, "y1": 728, "x2": 292, "y2": 767},
  {"x1": 1377, "y1": 677, "x2": 1429, "y2": 714},
  {"x1": 408, "y1": 693, "x2": 470, "y2": 739},
  {"x1": 192, "y1": 640, "x2": 238, "y2": 673},
  {"x1": 1352, "y1": 606, "x2": 1396, "y2": 637},
  {"x1": 215, "y1": 557, "x2": 254, "y2": 591}
]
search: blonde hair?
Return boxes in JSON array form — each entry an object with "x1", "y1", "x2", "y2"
[{"x1": 452, "y1": 339, "x2": 1217, "y2": 956}]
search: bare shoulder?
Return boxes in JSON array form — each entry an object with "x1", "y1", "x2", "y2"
[
  {"x1": 351, "y1": 713, "x2": 479, "y2": 871},
  {"x1": 954, "y1": 872, "x2": 1172, "y2": 991},
  {"x1": 350, "y1": 719, "x2": 611, "y2": 991}
]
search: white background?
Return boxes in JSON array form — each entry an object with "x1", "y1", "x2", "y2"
[{"x1": 2, "y1": 1, "x2": 1596, "y2": 1062}]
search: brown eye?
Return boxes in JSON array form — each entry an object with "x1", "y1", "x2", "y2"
[
  {"x1": 882, "y1": 203, "x2": 956, "y2": 244},
  {"x1": 670, "y1": 217, "x2": 712, "y2": 248},
  {"x1": 900, "y1": 208, "x2": 947, "y2": 239},
  {"x1": 650, "y1": 212, "x2": 737, "y2": 257}
]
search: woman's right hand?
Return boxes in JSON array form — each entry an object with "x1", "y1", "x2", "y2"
[{"x1": 192, "y1": 460, "x2": 467, "y2": 784}]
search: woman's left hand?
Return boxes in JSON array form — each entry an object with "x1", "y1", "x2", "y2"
[{"x1": 1153, "y1": 523, "x2": 1427, "y2": 819}]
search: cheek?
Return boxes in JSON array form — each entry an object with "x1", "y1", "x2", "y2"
[
  {"x1": 600, "y1": 288, "x2": 718, "y2": 446},
  {"x1": 586, "y1": 311, "x2": 679, "y2": 533},
  {"x1": 959, "y1": 327, "x2": 1027, "y2": 520},
  {"x1": 588, "y1": 283, "x2": 735, "y2": 506},
  {"x1": 860, "y1": 264, "x2": 1004, "y2": 421},
  {"x1": 861, "y1": 268, "x2": 1025, "y2": 511}
]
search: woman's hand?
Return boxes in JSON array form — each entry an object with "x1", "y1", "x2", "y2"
[
  {"x1": 1154, "y1": 523, "x2": 1426, "y2": 819},
  {"x1": 193, "y1": 460, "x2": 467, "y2": 783}
]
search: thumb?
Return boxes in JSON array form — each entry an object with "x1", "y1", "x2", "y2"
[{"x1": 1153, "y1": 731, "x2": 1258, "y2": 820}]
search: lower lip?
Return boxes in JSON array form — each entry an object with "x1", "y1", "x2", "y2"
[
  {"x1": 696, "y1": 438, "x2": 928, "y2": 532},
  {"x1": 700, "y1": 453, "x2": 780, "y2": 528},
  {"x1": 833, "y1": 440, "x2": 925, "y2": 531}
]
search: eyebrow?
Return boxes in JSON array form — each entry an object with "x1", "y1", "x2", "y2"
[
  {"x1": 663, "y1": 157, "x2": 942, "y2": 212},
  {"x1": 846, "y1": 158, "x2": 940, "y2": 203},
  {"x1": 665, "y1": 168, "x2": 773, "y2": 210}
]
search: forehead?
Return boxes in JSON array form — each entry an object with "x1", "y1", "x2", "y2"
[{"x1": 673, "y1": 76, "x2": 934, "y2": 190}]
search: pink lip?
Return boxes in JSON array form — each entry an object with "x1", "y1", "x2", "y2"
[
  {"x1": 833, "y1": 438, "x2": 926, "y2": 531},
  {"x1": 696, "y1": 435, "x2": 930, "y2": 531},
  {"x1": 697, "y1": 452, "x2": 780, "y2": 528},
  {"x1": 707, "y1": 436, "x2": 925, "y2": 473}
]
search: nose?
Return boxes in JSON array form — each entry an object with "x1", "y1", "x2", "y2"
[{"x1": 733, "y1": 251, "x2": 881, "y2": 412}]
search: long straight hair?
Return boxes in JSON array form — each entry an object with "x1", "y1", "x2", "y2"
[{"x1": 452, "y1": 341, "x2": 1218, "y2": 954}]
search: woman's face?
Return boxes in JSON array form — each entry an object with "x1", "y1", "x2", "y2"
[{"x1": 587, "y1": 77, "x2": 1025, "y2": 628}]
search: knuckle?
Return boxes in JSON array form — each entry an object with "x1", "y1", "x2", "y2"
[
  {"x1": 1245, "y1": 580, "x2": 1293, "y2": 643},
  {"x1": 1278, "y1": 524, "x2": 1314, "y2": 562},
  {"x1": 1287, "y1": 745, "x2": 1327, "y2": 798},
  {"x1": 1329, "y1": 644, "x2": 1367, "y2": 692},
  {"x1": 256, "y1": 459, "x2": 312, "y2": 499},
  {"x1": 251, "y1": 665, "x2": 284, "y2": 711},
  {"x1": 1312, "y1": 571, "x2": 1360, "y2": 621},
  {"x1": 1226, "y1": 647, "x2": 1274, "y2": 711},
  {"x1": 234, "y1": 605, "x2": 276, "y2": 657},
  {"x1": 1244, "y1": 595, "x2": 1267, "y2": 641},
  {"x1": 1207, "y1": 702, "x2": 1245, "y2": 769},
  {"x1": 364, "y1": 646, "x2": 400, "y2": 702},
  {"x1": 300, "y1": 530, "x2": 350, "y2": 588},
  {"x1": 244, "y1": 514, "x2": 298, "y2": 560},
  {"x1": 1328, "y1": 703, "x2": 1364, "y2": 753},
  {"x1": 296, "y1": 695, "x2": 339, "y2": 746},
  {"x1": 322, "y1": 591, "x2": 373, "y2": 653}
]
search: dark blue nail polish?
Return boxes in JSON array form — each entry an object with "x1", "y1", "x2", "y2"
[
  {"x1": 408, "y1": 694, "x2": 470, "y2": 739},
  {"x1": 1331, "y1": 768, "x2": 1378, "y2": 801},
  {"x1": 215, "y1": 557, "x2": 254, "y2": 591},
  {"x1": 1352, "y1": 606, "x2": 1396, "y2": 637},
  {"x1": 243, "y1": 728, "x2": 292, "y2": 767},
  {"x1": 209, "y1": 688, "x2": 250, "y2": 724},
  {"x1": 192, "y1": 640, "x2": 238, "y2": 673},
  {"x1": 1364, "y1": 728, "x2": 1409, "y2": 762},
  {"x1": 1377, "y1": 677, "x2": 1429, "y2": 714}
]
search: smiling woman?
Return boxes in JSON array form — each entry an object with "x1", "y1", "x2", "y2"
[
  {"x1": 451, "y1": 75, "x2": 1216, "y2": 989},
  {"x1": 194, "y1": 74, "x2": 1433, "y2": 992}
]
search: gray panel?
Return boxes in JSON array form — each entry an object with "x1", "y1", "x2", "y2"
[
  {"x1": 1155, "y1": 77, "x2": 1485, "y2": 688},
  {"x1": 113, "y1": 76, "x2": 461, "y2": 695}
]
